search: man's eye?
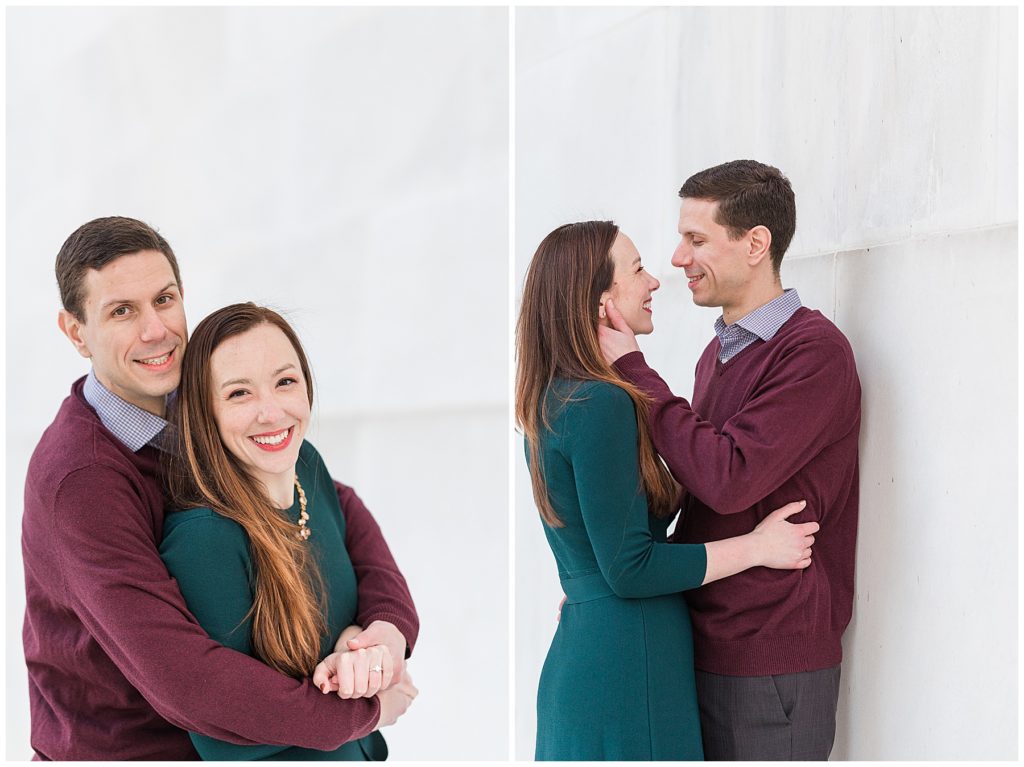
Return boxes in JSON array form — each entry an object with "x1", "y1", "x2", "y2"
[
  {"x1": 112, "y1": 306, "x2": 130, "y2": 317},
  {"x1": 156, "y1": 294, "x2": 172, "y2": 305}
]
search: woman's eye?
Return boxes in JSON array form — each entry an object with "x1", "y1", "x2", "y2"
[
  {"x1": 278, "y1": 377, "x2": 297, "y2": 387},
  {"x1": 227, "y1": 390, "x2": 247, "y2": 399}
]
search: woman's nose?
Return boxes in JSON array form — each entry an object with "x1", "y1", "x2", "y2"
[{"x1": 256, "y1": 398, "x2": 285, "y2": 423}]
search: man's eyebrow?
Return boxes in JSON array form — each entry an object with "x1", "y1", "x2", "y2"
[{"x1": 99, "y1": 282, "x2": 179, "y2": 312}]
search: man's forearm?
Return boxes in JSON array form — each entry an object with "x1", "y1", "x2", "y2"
[{"x1": 614, "y1": 348, "x2": 856, "y2": 513}]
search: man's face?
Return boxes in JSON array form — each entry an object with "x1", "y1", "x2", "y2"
[
  {"x1": 59, "y1": 250, "x2": 187, "y2": 416},
  {"x1": 671, "y1": 197, "x2": 752, "y2": 313}
]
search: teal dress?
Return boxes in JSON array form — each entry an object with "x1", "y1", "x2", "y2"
[
  {"x1": 531, "y1": 380, "x2": 707, "y2": 761},
  {"x1": 160, "y1": 440, "x2": 387, "y2": 761}
]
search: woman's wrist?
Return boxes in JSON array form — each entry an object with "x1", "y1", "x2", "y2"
[
  {"x1": 334, "y1": 624, "x2": 363, "y2": 652},
  {"x1": 744, "y1": 529, "x2": 766, "y2": 569}
]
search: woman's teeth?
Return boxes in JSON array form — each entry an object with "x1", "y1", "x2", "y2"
[{"x1": 252, "y1": 430, "x2": 289, "y2": 445}]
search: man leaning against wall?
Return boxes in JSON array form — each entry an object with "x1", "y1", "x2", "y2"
[{"x1": 599, "y1": 160, "x2": 861, "y2": 760}]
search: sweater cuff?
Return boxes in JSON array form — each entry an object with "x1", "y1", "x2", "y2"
[
  {"x1": 359, "y1": 612, "x2": 419, "y2": 658},
  {"x1": 612, "y1": 350, "x2": 649, "y2": 381}
]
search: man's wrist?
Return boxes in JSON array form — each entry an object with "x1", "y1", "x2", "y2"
[{"x1": 611, "y1": 350, "x2": 646, "y2": 376}]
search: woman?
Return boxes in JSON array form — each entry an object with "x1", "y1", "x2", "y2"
[
  {"x1": 515, "y1": 221, "x2": 818, "y2": 760},
  {"x1": 160, "y1": 303, "x2": 417, "y2": 760}
]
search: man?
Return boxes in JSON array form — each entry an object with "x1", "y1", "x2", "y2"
[
  {"x1": 23, "y1": 216, "x2": 419, "y2": 759},
  {"x1": 599, "y1": 160, "x2": 861, "y2": 760}
]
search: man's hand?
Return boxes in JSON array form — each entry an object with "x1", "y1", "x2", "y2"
[
  {"x1": 345, "y1": 620, "x2": 407, "y2": 685},
  {"x1": 374, "y1": 672, "x2": 418, "y2": 730},
  {"x1": 597, "y1": 298, "x2": 640, "y2": 364}
]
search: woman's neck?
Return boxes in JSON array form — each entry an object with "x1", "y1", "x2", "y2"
[{"x1": 260, "y1": 469, "x2": 298, "y2": 509}]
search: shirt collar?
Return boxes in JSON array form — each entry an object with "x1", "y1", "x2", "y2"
[
  {"x1": 715, "y1": 288, "x2": 802, "y2": 342},
  {"x1": 82, "y1": 369, "x2": 172, "y2": 453}
]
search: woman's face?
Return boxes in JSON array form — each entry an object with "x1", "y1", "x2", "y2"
[
  {"x1": 209, "y1": 322, "x2": 310, "y2": 497},
  {"x1": 601, "y1": 232, "x2": 661, "y2": 335}
]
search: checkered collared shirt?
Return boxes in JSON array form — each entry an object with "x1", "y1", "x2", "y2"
[
  {"x1": 714, "y1": 288, "x2": 802, "y2": 363},
  {"x1": 82, "y1": 369, "x2": 172, "y2": 453}
]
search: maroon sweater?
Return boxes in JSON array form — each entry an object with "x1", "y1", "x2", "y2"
[
  {"x1": 615, "y1": 307, "x2": 860, "y2": 676},
  {"x1": 22, "y1": 378, "x2": 419, "y2": 760}
]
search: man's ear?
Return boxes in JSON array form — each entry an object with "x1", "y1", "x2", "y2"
[
  {"x1": 747, "y1": 225, "x2": 773, "y2": 268},
  {"x1": 58, "y1": 310, "x2": 92, "y2": 359}
]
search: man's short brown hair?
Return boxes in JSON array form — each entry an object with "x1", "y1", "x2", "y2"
[
  {"x1": 56, "y1": 217, "x2": 182, "y2": 321},
  {"x1": 680, "y1": 160, "x2": 796, "y2": 274}
]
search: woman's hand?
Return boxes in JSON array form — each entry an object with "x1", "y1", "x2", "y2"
[
  {"x1": 313, "y1": 644, "x2": 393, "y2": 699},
  {"x1": 374, "y1": 672, "x2": 418, "y2": 730},
  {"x1": 751, "y1": 500, "x2": 819, "y2": 570}
]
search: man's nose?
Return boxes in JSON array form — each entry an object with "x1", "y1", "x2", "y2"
[
  {"x1": 671, "y1": 243, "x2": 691, "y2": 269},
  {"x1": 138, "y1": 306, "x2": 169, "y2": 343}
]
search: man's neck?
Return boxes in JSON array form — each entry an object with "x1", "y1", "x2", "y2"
[
  {"x1": 94, "y1": 371, "x2": 167, "y2": 418},
  {"x1": 721, "y1": 281, "x2": 784, "y2": 325}
]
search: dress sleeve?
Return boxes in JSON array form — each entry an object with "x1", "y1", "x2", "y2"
[
  {"x1": 335, "y1": 481, "x2": 420, "y2": 656},
  {"x1": 51, "y1": 465, "x2": 380, "y2": 752},
  {"x1": 565, "y1": 383, "x2": 707, "y2": 598}
]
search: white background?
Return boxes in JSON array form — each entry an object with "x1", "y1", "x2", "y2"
[
  {"x1": 6, "y1": 6, "x2": 508, "y2": 760},
  {"x1": 515, "y1": 6, "x2": 1017, "y2": 760}
]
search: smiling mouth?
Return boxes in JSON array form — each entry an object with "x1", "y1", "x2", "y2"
[
  {"x1": 135, "y1": 349, "x2": 175, "y2": 368},
  {"x1": 250, "y1": 426, "x2": 294, "y2": 452},
  {"x1": 642, "y1": 299, "x2": 652, "y2": 313},
  {"x1": 687, "y1": 273, "x2": 705, "y2": 288}
]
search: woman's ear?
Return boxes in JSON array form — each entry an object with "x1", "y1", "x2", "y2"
[{"x1": 598, "y1": 290, "x2": 612, "y2": 320}]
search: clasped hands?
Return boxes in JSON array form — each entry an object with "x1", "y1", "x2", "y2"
[{"x1": 312, "y1": 620, "x2": 407, "y2": 699}]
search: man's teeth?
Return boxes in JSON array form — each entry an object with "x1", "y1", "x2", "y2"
[
  {"x1": 642, "y1": 300, "x2": 652, "y2": 310},
  {"x1": 138, "y1": 352, "x2": 171, "y2": 366},
  {"x1": 252, "y1": 430, "x2": 289, "y2": 446}
]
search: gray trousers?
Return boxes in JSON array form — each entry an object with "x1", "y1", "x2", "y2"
[{"x1": 695, "y1": 665, "x2": 841, "y2": 761}]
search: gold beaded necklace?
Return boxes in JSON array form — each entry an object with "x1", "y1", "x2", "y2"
[{"x1": 294, "y1": 476, "x2": 311, "y2": 540}]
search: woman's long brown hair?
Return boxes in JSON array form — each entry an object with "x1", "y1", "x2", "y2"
[
  {"x1": 515, "y1": 221, "x2": 678, "y2": 527},
  {"x1": 164, "y1": 303, "x2": 326, "y2": 678}
]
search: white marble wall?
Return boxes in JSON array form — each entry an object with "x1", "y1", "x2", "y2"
[
  {"x1": 7, "y1": 7, "x2": 508, "y2": 760},
  {"x1": 516, "y1": 6, "x2": 1017, "y2": 760}
]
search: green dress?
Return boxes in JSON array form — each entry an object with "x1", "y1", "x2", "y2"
[
  {"x1": 531, "y1": 380, "x2": 707, "y2": 761},
  {"x1": 160, "y1": 440, "x2": 387, "y2": 761}
]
